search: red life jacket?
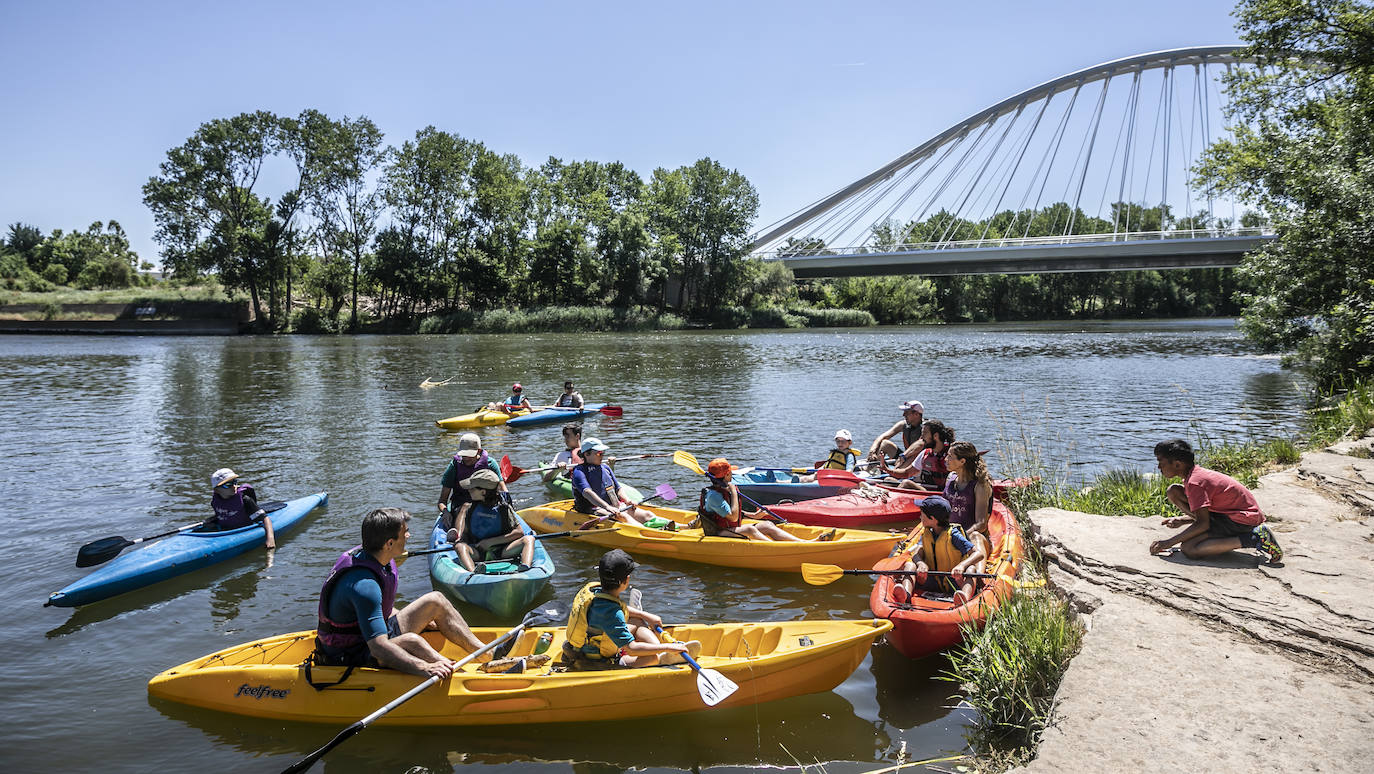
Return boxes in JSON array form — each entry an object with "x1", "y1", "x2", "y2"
[{"x1": 698, "y1": 484, "x2": 743, "y2": 531}]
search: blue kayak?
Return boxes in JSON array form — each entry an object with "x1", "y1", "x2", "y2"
[
  {"x1": 46, "y1": 492, "x2": 328, "y2": 608},
  {"x1": 427, "y1": 513, "x2": 554, "y2": 618},
  {"x1": 505, "y1": 403, "x2": 608, "y2": 429},
  {"x1": 731, "y1": 470, "x2": 856, "y2": 506}
]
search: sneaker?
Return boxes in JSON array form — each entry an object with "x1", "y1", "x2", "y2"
[
  {"x1": 891, "y1": 584, "x2": 910, "y2": 605},
  {"x1": 665, "y1": 521, "x2": 678, "y2": 532},
  {"x1": 816, "y1": 528, "x2": 838, "y2": 542},
  {"x1": 516, "y1": 563, "x2": 532, "y2": 573},
  {"x1": 1253, "y1": 525, "x2": 1283, "y2": 564}
]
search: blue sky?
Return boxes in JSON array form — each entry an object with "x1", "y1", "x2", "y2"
[{"x1": 0, "y1": 0, "x2": 1243, "y2": 264}]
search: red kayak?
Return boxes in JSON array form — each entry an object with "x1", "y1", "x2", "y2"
[
  {"x1": 868, "y1": 499, "x2": 1023, "y2": 659},
  {"x1": 766, "y1": 485, "x2": 939, "y2": 528}
]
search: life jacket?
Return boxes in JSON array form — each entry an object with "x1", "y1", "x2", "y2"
[
  {"x1": 565, "y1": 581, "x2": 629, "y2": 659},
  {"x1": 571, "y1": 463, "x2": 619, "y2": 514},
  {"x1": 919, "y1": 523, "x2": 972, "y2": 574},
  {"x1": 504, "y1": 393, "x2": 525, "y2": 408},
  {"x1": 448, "y1": 451, "x2": 491, "y2": 508},
  {"x1": 698, "y1": 484, "x2": 742, "y2": 531},
  {"x1": 822, "y1": 447, "x2": 859, "y2": 471},
  {"x1": 902, "y1": 423, "x2": 922, "y2": 449},
  {"x1": 944, "y1": 475, "x2": 978, "y2": 529},
  {"x1": 916, "y1": 447, "x2": 949, "y2": 486},
  {"x1": 460, "y1": 499, "x2": 518, "y2": 544},
  {"x1": 555, "y1": 391, "x2": 582, "y2": 408},
  {"x1": 211, "y1": 484, "x2": 257, "y2": 530},
  {"x1": 315, "y1": 547, "x2": 399, "y2": 651}
]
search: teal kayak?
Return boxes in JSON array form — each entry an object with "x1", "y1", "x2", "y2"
[
  {"x1": 544, "y1": 474, "x2": 644, "y2": 503},
  {"x1": 427, "y1": 513, "x2": 554, "y2": 618},
  {"x1": 46, "y1": 492, "x2": 328, "y2": 608}
]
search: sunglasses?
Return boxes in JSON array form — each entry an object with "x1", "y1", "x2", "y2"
[{"x1": 216, "y1": 482, "x2": 235, "y2": 489}]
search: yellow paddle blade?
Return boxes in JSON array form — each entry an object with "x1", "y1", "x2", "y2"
[
  {"x1": 800, "y1": 562, "x2": 846, "y2": 586},
  {"x1": 672, "y1": 450, "x2": 705, "y2": 476}
]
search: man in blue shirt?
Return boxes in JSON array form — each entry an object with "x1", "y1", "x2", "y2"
[
  {"x1": 315, "y1": 507, "x2": 489, "y2": 677},
  {"x1": 570, "y1": 437, "x2": 652, "y2": 526}
]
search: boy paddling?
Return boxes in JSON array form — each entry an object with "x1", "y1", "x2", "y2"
[{"x1": 1149, "y1": 439, "x2": 1283, "y2": 564}]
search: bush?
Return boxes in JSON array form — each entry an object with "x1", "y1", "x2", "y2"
[
  {"x1": 787, "y1": 306, "x2": 876, "y2": 327},
  {"x1": 42, "y1": 263, "x2": 68, "y2": 285},
  {"x1": 23, "y1": 273, "x2": 52, "y2": 292},
  {"x1": 0, "y1": 253, "x2": 27, "y2": 279},
  {"x1": 291, "y1": 307, "x2": 342, "y2": 334},
  {"x1": 41, "y1": 302, "x2": 61, "y2": 320},
  {"x1": 75, "y1": 255, "x2": 134, "y2": 289},
  {"x1": 747, "y1": 305, "x2": 805, "y2": 329},
  {"x1": 418, "y1": 306, "x2": 687, "y2": 334}
]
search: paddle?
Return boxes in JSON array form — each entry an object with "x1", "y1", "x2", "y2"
[
  {"x1": 503, "y1": 453, "x2": 668, "y2": 484},
  {"x1": 75, "y1": 501, "x2": 290, "y2": 568},
  {"x1": 671, "y1": 450, "x2": 789, "y2": 524},
  {"x1": 575, "y1": 483, "x2": 678, "y2": 530},
  {"x1": 282, "y1": 600, "x2": 569, "y2": 774},
  {"x1": 532, "y1": 404, "x2": 624, "y2": 417},
  {"x1": 654, "y1": 624, "x2": 737, "y2": 706},
  {"x1": 397, "y1": 528, "x2": 619, "y2": 565},
  {"x1": 801, "y1": 562, "x2": 997, "y2": 586}
]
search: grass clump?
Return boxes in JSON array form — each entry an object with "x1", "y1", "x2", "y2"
[
  {"x1": 416, "y1": 306, "x2": 688, "y2": 335},
  {"x1": 786, "y1": 306, "x2": 877, "y2": 327},
  {"x1": 1309, "y1": 381, "x2": 1374, "y2": 447},
  {"x1": 942, "y1": 587, "x2": 1084, "y2": 753}
]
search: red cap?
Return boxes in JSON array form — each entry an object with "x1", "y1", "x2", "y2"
[{"x1": 512, "y1": 382, "x2": 522, "y2": 391}]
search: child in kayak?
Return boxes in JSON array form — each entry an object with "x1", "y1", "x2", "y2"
[
  {"x1": 1150, "y1": 438, "x2": 1283, "y2": 563},
  {"x1": 699, "y1": 458, "x2": 834, "y2": 542},
  {"x1": 543, "y1": 423, "x2": 585, "y2": 484},
  {"x1": 559, "y1": 549, "x2": 700, "y2": 670},
  {"x1": 208, "y1": 468, "x2": 275, "y2": 549},
  {"x1": 796, "y1": 429, "x2": 860, "y2": 483},
  {"x1": 487, "y1": 382, "x2": 532, "y2": 414},
  {"x1": 891, "y1": 495, "x2": 986, "y2": 605},
  {"x1": 443, "y1": 469, "x2": 535, "y2": 572}
]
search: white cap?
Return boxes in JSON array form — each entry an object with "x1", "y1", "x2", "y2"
[
  {"x1": 899, "y1": 400, "x2": 924, "y2": 413},
  {"x1": 211, "y1": 468, "x2": 239, "y2": 488},
  {"x1": 457, "y1": 433, "x2": 482, "y2": 458},
  {"x1": 834, "y1": 429, "x2": 852, "y2": 441}
]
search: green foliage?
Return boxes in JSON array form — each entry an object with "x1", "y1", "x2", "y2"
[
  {"x1": 786, "y1": 306, "x2": 876, "y2": 327},
  {"x1": 1308, "y1": 381, "x2": 1374, "y2": 445},
  {"x1": 1194, "y1": 0, "x2": 1374, "y2": 388},
  {"x1": 40, "y1": 302, "x2": 61, "y2": 321},
  {"x1": 74, "y1": 253, "x2": 135, "y2": 289},
  {"x1": 0, "y1": 253, "x2": 27, "y2": 280},
  {"x1": 942, "y1": 589, "x2": 1083, "y2": 750},
  {"x1": 415, "y1": 306, "x2": 687, "y2": 334},
  {"x1": 42, "y1": 263, "x2": 68, "y2": 285},
  {"x1": 290, "y1": 306, "x2": 343, "y2": 334},
  {"x1": 827, "y1": 275, "x2": 938, "y2": 324}
]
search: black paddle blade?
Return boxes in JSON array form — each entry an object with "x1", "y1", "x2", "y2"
[
  {"x1": 525, "y1": 600, "x2": 570, "y2": 628},
  {"x1": 75, "y1": 536, "x2": 133, "y2": 567}
]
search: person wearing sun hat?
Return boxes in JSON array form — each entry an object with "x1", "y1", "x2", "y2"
[
  {"x1": 443, "y1": 469, "x2": 534, "y2": 572},
  {"x1": 437, "y1": 433, "x2": 507, "y2": 521},
  {"x1": 570, "y1": 437, "x2": 652, "y2": 526},
  {"x1": 868, "y1": 400, "x2": 926, "y2": 464},
  {"x1": 796, "y1": 429, "x2": 860, "y2": 483},
  {"x1": 697, "y1": 457, "x2": 829, "y2": 542},
  {"x1": 208, "y1": 467, "x2": 275, "y2": 549}
]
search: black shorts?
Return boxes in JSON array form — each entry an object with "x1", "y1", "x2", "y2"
[
  {"x1": 1205, "y1": 512, "x2": 1255, "y2": 539},
  {"x1": 314, "y1": 614, "x2": 400, "y2": 667}
]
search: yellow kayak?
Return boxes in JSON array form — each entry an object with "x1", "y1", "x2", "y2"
[
  {"x1": 435, "y1": 408, "x2": 530, "y2": 430},
  {"x1": 147, "y1": 619, "x2": 891, "y2": 726},
  {"x1": 520, "y1": 500, "x2": 900, "y2": 572}
]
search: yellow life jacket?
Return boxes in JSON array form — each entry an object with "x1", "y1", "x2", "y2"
[
  {"x1": 564, "y1": 581, "x2": 629, "y2": 659},
  {"x1": 919, "y1": 524, "x2": 971, "y2": 573},
  {"x1": 822, "y1": 447, "x2": 860, "y2": 470}
]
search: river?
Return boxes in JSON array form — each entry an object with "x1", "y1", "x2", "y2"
[{"x1": 2, "y1": 320, "x2": 1303, "y2": 773}]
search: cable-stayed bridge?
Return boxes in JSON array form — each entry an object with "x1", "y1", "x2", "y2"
[{"x1": 751, "y1": 46, "x2": 1272, "y2": 278}]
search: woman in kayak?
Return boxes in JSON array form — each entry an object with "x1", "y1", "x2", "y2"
[
  {"x1": 559, "y1": 549, "x2": 700, "y2": 670},
  {"x1": 443, "y1": 469, "x2": 535, "y2": 572},
  {"x1": 571, "y1": 438, "x2": 653, "y2": 526},
  {"x1": 487, "y1": 382, "x2": 532, "y2": 414},
  {"x1": 943, "y1": 441, "x2": 995, "y2": 560},
  {"x1": 879, "y1": 420, "x2": 955, "y2": 489},
  {"x1": 699, "y1": 458, "x2": 832, "y2": 542},
  {"x1": 208, "y1": 467, "x2": 275, "y2": 549},
  {"x1": 891, "y1": 495, "x2": 986, "y2": 605}
]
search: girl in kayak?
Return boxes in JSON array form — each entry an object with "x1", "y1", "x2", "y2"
[
  {"x1": 891, "y1": 495, "x2": 986, "y2": 606},
  {"x1": 443, "y1": 469, "x2": 535, "y2": 572},
  {"x1": 699, "y1": 458, "x2": 832, "y2": 542},
  {"x1": 943, "y1": 441, "x2": 995, "y2": 560},
  {"x1": 208, "y1": 468, "x2": 275, "y2": 549},
  {"x1": 487, "y1": 382, "x2": 532, "y2": 414}
]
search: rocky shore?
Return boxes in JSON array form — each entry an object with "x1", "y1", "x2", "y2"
[{"x1": 1015, "y1": 434, "x2": 1374, "y2": 773}]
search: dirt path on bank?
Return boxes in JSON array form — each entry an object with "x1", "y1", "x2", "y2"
[{"x1": 1014, "y1": 434, "x2": 1374, "y2": 773}]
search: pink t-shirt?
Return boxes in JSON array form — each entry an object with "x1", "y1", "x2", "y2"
[{"x1": 1184, "y1": 466, "x2": 1264, "y2": 526}]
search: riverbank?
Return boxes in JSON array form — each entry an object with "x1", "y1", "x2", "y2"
[{"x1": 1014, "y1": 431, "x2": 1374, "y2": 772}]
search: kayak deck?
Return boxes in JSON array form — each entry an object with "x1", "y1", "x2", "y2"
[
  {"x1": 436, "y1": 408, "x2": 530, "y2": 430},
  {"x1": 427, "y1": 514, "x2": 554, "y2": 618},
  {"x1": 147, "y1": 618, "x2": 891, "y2": 725}
]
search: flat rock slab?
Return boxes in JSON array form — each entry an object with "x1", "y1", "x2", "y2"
[{"x1": 1014, "y1": 434, "x2": 1374, "y2": 773}]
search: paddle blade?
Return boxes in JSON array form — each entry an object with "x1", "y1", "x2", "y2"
[
  {"x1": 599, "y1": 405, "x2": 623, "y2": 417},
  {"x1": 499, "y1": 455, "x2": 514, "y2": 482},
  {"x1": 672, "y1": 450, "x2": 704, "y2": 476},
  {"x1": 695, "y1": 666, "x2": 738, "y2": 706},
  {"x1": 654, "y1": 483, "x2": 678, "y2": 502},
  {"x1": 75, "y1": 536, "x2": 133, "y2": 567},
  {"x1": 524, "y1": 600, "x2": 570, "y2": 628},
  {"x1": 800, "y1": 562, "x2": 846, "y2": 586}
]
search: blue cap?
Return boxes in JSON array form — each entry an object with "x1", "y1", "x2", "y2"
[{"x1": 918, "y1": 495, "x2": 951, "y2": 521}]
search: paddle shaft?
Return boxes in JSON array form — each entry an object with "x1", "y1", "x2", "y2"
[
  {"x1": 405, "y1": 529, "x2": 615, "y2": 558},
  {"x1": 859, "y1": 568, "x2": 997, "y2": 579},
  {"x1": 281, "y1": 619, "x2": 535, "y2": 774}
]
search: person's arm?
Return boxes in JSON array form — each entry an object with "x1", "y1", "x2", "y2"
[
  {"x1": 898, "y1": 438, "x2": 928, "y2": 465},
  {"x1": 340, "y1": 575, "x2": 451, "y2": 678},
  {"x1": 868, "y1": 421, "x2": 903, "y2": 458},
  {"x1": 973, "y1": 481, "x2": 993, "y2": 533},
  {"x1": 579, "y1": 473, "x2": 620, "y2": 515},
  {"x1": 1151, "y1": 509, "x2": 1211, "y2": 553},
  {"x1": 625, "y1": 604, "x2": 662, "y2": 631},
  {"x1": 951, "y1": 530, "x2": 986, "y2": 578},
  {"x1": 572, "y1": 392, "x2": 584, "y2": 408},
  {"x1": 242, "y1": 495, "x2": 275, "y2": 548}
]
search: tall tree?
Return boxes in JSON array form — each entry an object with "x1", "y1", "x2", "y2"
[{"x1": 1196, "y1": 0, "x2": 1374, "y2": 386}]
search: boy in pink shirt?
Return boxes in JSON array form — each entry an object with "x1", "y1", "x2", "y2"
[{"x1": 1149, "y1": 439, "x2": 1282, "y2": 564}]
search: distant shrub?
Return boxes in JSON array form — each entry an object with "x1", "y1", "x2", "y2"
[
  {"x1": 42, "y1": 263, "x2": 68, "y2": 285},
  {"x1": 41, "y1": 302, "x2": 61, "y2": 320},
  {"x1": 787, "y1": 306, "x2": 876, "y2": 327},
  {"x1": 747, "y1": 305, "x2": 805, "y2": 329},
  {"x1": 419, "y1": 306, "x2": 687, "y2": 334},
  {"x1": 0, "y1": 253, "x2": 25, "y2": 279},
  {"x1": 292, "y1": 307, "x2": 342, "y2": 334},
  {"x1": 23, "y1": 273, "x2": 53, "y2": 292}
]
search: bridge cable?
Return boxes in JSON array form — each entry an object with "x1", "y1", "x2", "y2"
[
  {"x1": 966, "y1": 100, "x2": 1046, "y2": 238},
  {"x1": 905, "y1": 120, "x2": 1000, "y2": 242},
  {"x1": 1095, "y1": 69, "x2": 1143, "y2": 232},
  {"x1": 1112, "y1": 67, "x2": 1146, "y2": 234},
  {"x1": 935, "y1": 103, "x2": 1028, "y2": 245},
  {"x1": 867, "y1": 133, "x2": 973, "y2": 242},
  {"x1": 978, "y1": 93, "x2": 1056, "y2": 242},
  {"x1": 1066, "y1": 72, "x2": 1115, "y2": 236},
  {"x1": 1020, "y1": 80, "x2": 1084, "y2": 239}
]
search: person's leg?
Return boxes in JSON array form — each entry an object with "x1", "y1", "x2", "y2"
[
  {"x1": 735, "y1": 524, "x2": 771, "y2": 541},
  {"x1": 1179, "y1": 533, "x2": 1243, "y2": 559},
  {"x1": 879, "y1": 439, "x2": 903, "y2": 459},
  {"x1": 1165, "y1": 483, "x2": 1195, "y2": 515},
  {"x1": 453, "y1": 542, "x2": 479, "y2": 571},
  {"x1": 756, "y1": 523, "x2": 806, "y2": 542},
  {"x1": 493, "y1": 536, "x2": 535, "y2": 567},
  {"x1": 396, "y1": 591, "x2": 486, "y2": 653},
  {"x1": 620, "y1": 624, "x2": 661, "y2": 667}
]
